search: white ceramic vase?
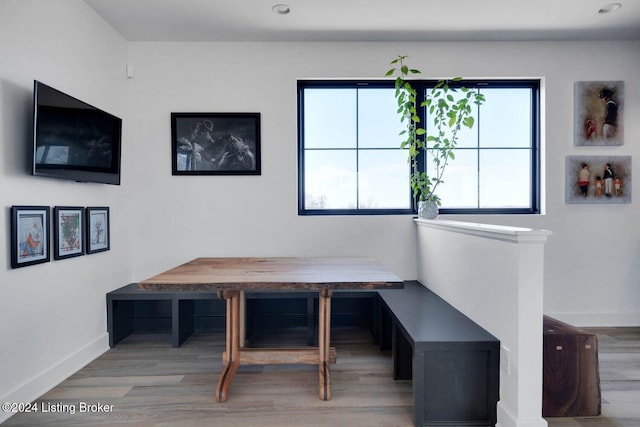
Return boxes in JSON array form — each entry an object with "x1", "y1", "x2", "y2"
[{"x1": 418, "y1": 199, "x2": 438, "y2": 219}]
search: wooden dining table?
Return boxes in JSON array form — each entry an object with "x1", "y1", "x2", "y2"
[{"x1": 138, "y1": 257, "x2": 403, "y2": 402}]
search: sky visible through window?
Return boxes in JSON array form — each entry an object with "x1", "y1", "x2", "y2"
[{"x1": 302, "y1": 86, "x2": 532, "y2": 211}]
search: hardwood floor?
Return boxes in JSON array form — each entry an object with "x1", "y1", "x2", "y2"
[
  {"x1": 4, "y1": 327, "x2": 640, "y2": 426},
  {"x1": 4, "y1": 329, "x2": 414, "y2": 426}
]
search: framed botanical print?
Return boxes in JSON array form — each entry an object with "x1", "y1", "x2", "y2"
[
  {"x1": 11, "y1": 205, "x2": 50, "y2": 268},
  {"x1": 86, "y1": 207, "x2": 110, "y2": 254},
  {"x1": 54, "y1": 206, "x2": 84, "y2": 260}
]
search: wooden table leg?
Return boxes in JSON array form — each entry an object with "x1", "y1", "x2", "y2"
[
  {"x1": 318, "y1": 289, "x2": 333, "y2": 400},
  {"x1": 216, "y1": 289, "x2": 241, "y2": 402},
  {"x1": 239, "y1": 289, "x2": 246, "y2": 348}
]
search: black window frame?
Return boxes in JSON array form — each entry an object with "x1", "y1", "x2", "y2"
[{"x1": 298, "y1": 79, "x2": 541, "y2": 216}]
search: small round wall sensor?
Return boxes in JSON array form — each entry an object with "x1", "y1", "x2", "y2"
[
  {"x1": 598, "y1": 3, "x2": 622, "y2": 14},
  {"x1": 272, "y1": 4, "x2": 291, "y2": 15}
]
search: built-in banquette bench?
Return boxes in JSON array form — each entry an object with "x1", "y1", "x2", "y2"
[
  {"x1": 107, "y1": 282, "x2": 499, "y2": 427},
  {"x1": 378, "y1": 281, "x2": 500, "y2": 427},
  {"x1": 107, "y1": 284, "x2": 379, "y2": 348},
  {"x1": 107, "y1": 283, "x2": 218, "y2": 348}
]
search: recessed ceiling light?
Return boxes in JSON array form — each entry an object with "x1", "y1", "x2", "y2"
[
  {"x1": 599, "y1": 3, "x2": 622, "y2": 14},
  {"x1": 272, "y1": 4, "x2": 291, "y2": 15}
]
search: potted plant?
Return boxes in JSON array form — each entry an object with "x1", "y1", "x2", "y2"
[{"x1": 386, "y1": 55, "x2": 484, "y2": 218}]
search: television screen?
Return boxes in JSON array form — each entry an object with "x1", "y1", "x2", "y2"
[{"x1": 33, "y1": 81, "x2": 122, "y2": 185}]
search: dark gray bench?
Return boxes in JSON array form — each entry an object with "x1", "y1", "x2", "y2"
[
  {"x1": 245, "y1": 289, "x2": 379, "y2": 346},
  {"x1": 107, "y1": 283, "x2": 219, "y2": 348},
  {"x1": 107, "y1": 284, "x2": 379, "y2": 348},
  {"x1": 378, "y1": 281, "x2": 500, "y2": 427}
]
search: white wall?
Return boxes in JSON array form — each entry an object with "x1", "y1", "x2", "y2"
[
  {"x1": 0, "y1": 1, "x2": 130, "y2": 420},
  {"x1": 126, "y1": 40, "x2": 640, "y2": 325},
  {"x1": 125, "y1": 42, "x2": 419, "y2": 281}
]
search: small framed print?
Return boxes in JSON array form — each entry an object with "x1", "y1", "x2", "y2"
[
  {"x1": 11, "y1": 205, "x2": 50, "y2": 268},
  {"x1": 85, "y1": 207, "x2": 110, "y2": 254},
  {"x1": 54, "y1": 206, "x2": 84, "y2": 260},
  {"x1": 171, "y1": 112, "x2": 261, "y2": 175}
]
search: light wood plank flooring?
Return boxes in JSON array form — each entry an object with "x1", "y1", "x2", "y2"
[
  {"x1": 4, "y1": 329, "x2": 413, "y2": 426},
  {"x1": 4, "y1": 327, "x2": 640, "y2": 426}
]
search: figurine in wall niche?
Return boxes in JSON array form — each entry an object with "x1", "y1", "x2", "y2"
[
  {"x1": 614, "y1": 177, "x2": 623, "y2": 196},
  {"x1": 603, "y1": 163, "x2": 614, "y2": 197},
  {"x1": 599, "y1": 88, "x2": 618, "y2": 139},
  {"x1": 594, "y1": 176, "x2": 603, "y2": 197},
  {"x1": 578, "y1": 163, "x2": 590, "y2": 197}
]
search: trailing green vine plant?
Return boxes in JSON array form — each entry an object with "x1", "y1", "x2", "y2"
[{"x1": 386, "y1": 55, "x2": 485, "y2": 206}]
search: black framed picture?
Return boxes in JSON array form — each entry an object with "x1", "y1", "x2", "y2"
[
  {"x1": 53, "y1": 206, "x2": 84, "y2": 260},
  {"x1": 10, "y1": 205, "x2": 50, "y2": 268},
  {"x1": 171, "y1": 112, "x2": 261, "y2": 175},
  {"x1": 86, "y1": 207, "x2": 110, "y2": 254}
]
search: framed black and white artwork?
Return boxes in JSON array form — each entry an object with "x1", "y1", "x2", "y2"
[{"x1": 171, "y1": 112, "x2": 261, "y2": 175}]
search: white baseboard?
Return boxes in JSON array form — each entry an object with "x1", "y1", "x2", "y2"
[
  {"x1": 546, "y1": 311, "x2": 640, "y2": 327},
  {"x1": 497, "y1": 401, "x2": 548, "y2": 427},
  {"x1": 0, "y1": 333, "x2": 109, "y2": 424}
]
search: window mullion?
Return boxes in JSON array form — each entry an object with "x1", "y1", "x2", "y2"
[
  {"x1": 355, "y1": 89, "x2": 360, "y2": 210},
  {"x1": 476, "y1": 90, "x2": 481, "y2": 209}
]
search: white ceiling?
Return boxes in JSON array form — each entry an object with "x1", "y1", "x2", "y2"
[{"x1": 84, "y1": 0, "x2": 640, "y2": 42}]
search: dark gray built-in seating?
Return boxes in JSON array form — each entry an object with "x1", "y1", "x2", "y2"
[
  {"x1": 107, "y1": 283, "x2": 219, "y2": 348},
  {"x1": 378, "y1": 281, "x2": 500, "y2": 427},
  {"x1": 106, "y1": 284, "x2": 379, "y2": 348},
  {"x1": 107, "y1": 281, "x2": 499, "y2": 427},
  {"x1": 245, "y1": 289, "x2": 380, "y2": 346}
]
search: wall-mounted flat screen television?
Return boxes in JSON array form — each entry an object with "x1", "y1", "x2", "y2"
[{"x1": 32, "y1": 81, "x2": 122, "y2": 185}]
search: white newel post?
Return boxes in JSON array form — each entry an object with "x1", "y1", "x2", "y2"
[{"x1": 415, "y1": 219, "x2": 551, "y2": 427}]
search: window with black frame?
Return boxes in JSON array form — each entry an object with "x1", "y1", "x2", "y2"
[{"x1": 297, "y1": 79, "x2": 540, "y2": 215}]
